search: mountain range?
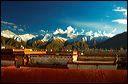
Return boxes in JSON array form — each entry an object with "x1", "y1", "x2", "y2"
[
  {"x1": 1, "y1": 21, "x2": 127, "y2": 50},
  {"x1": 1, "y1": 29, "x2": 127, "y2": 50},
  {"x1": 1, "y1": 29, "x2": 110, "y2": 48}
]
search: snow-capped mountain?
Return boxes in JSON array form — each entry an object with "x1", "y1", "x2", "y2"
[
  {"x1": 1, "y1": 20, "x2": 111, "y2": 47},
  {"x1": 18, "y1": 34, "x2": 36, "y2": 42},
  {"x1": 89, "y1": 36, "x2": 109, "y2": 48},
  {"x1": 1, "y1": 30, "x2": 16, "y2": 38},
  {"x1": 1, "y1": 20, "x2": 112, "y2": 46},
  {"x1": 41, "y1": 34, "x2": 53, "y2": 42},
  {"x1": 91, "y1": 36, "x2": 109, "y2": 43},
  {"x1": 65, "y1": 35, "x2": 85, "y2": 43},
  {"x1": 1, "y1": 29, "x2": 111, "y2": 50},
  {"x1": 53, "y1": 36, "x2": 67, "y2": 42},
  {"x1": 13, "y1": 35, "x2": 22, "y2": 42},
  {"x1": 27, "y1": 34, "x2": 49, "y2": 46},
  {"x1": 1, "y1": 29, "x2": 110, "y2": 46},
  {"x1": 1, "y1": 30, "x2": 36, "y2": 42}
]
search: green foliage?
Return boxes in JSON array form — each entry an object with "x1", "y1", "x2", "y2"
[
  {"x1": 1, "y1": 36, "x2": 23, "y2": 48},
  {"x1": 46, "y1": 39, "x2": 65, "y2": 51},
  {"x1": 65, "y1": 40, "x2": 88, "y2": 50},
  {"x1": 31, "y1": 40, "x2": 48, "y2": 49}
]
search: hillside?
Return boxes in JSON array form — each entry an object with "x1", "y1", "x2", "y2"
[
  {"x1": 1, "y1": 36, "x2": 22, "y2": 48},
  {"x1": 97, "y1": 32, "x2": 127, "y2": 49},
  {"x1": 1, "y1": 36, "x2": 89, "y2": 50}
]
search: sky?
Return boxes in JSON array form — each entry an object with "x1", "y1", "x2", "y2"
[{"x1": 1, "y1": 1, "x2": 127, "y2": 37}]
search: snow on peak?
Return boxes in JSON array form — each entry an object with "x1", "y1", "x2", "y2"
[
  {"x1": 41, "y1": 34, "x2": 51, "y2": 42},
  {"x1": 1, "y1": 29, "x2": 36, "y2": 42},
  {"x1": 67, "y1": 34, "x2": 77, "y2": 39},
  {"x1": 19, "y1": 34, "x2": 36, "y2": 42},
  {"x1": 53, "y1": 36, "x2": 67, "y2": 42},
  {"x1": 13, "y1": 35, "x2": 22, "y2": 42},
  {"x1": 53, "y1": 28, "x2": 65, "y2": 35},
  {"x1": 1, "y1": 30, "x2": 16, "y2": 38},
  {"x1": 82, "y1": 37, "x2": 87, "y2": 41}
]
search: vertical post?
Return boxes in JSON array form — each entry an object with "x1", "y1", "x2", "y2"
[
  {"x1": 96, "y1": 65, "x2": 98, "y2": 69},
  {"x1": 72, "y1": 51, "x2": 78, "y2": 62},
  {"x1": 77, "y1": 64, "x2": 78, "y2": 69},
  {"x1": 15, "y1": 55, "x2": 22, "y2": 68},
  {"x1": 115, "y1": 54, "x2": 119, "y2": 69}
]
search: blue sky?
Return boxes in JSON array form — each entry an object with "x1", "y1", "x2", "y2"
[{"x1": 1, "y1": 1, "x2": 127, "y2": 37}]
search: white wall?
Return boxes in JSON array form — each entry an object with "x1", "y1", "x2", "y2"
[
  {"x1": 67, "y1": 64, "x2": 77, "y2": 69},
  {"x1": 1, "y1": 60, "x2": 15, "y2": 66},
  {"x1": 78, "y1": 65, "x2": 97, "y2": 69},
  {"x1": 67, "y1": 64, "x2": 117, "y2": 69},
  {"x1": 98, "y1": 65, "x2": 117, "y2": 70}
]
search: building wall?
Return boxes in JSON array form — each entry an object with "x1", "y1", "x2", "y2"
[
  {"x1": 29, "y1": 56, "x2": 72, "y2": 65},
  {"x1": 1, "y1": 60, "x2": 15, "y2": 66},
  {"x1": 98, "y1": 65, "x2": 117, "y2": 70},
  {"x1": 67, "y1": 64, "x2": 77, "y2": 69},
  {"x1": 68, "y1": 64, "x2": 117, "y2": 69},
  {"x1": 78, "y1": 65, "x2": 97, "y2": 69}
]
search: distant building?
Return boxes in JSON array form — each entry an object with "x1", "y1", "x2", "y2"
[
  {"x1": 1, "y1": 49, "x2": 76, "y2": 67},
  {"x1": 1, "y1": 49, "x2": 119, "y2": 69}
]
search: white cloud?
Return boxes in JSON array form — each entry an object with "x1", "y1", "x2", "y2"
[
  {"x1": 113, "y1": 7, "x2": 127, "y2": 25},
  {"x1": 113, "y1": 7, "x2": 127, "y2": 17},
  {"x1": 53, "y1": 26, "x2": 77, "y2": 39},
  {"x1": 112, "y1": 19, "x2": 127, "y2": 24},
  {"x1": 53, "y1": 25, "x2": 115, "y2": 39},
  {"x1": 13, "y1": 25, "x2": 17, "y2": 29},
  {"x1": 68, "y1": 21, "x2": 114, "y2": 32},
  {"x1": 53, "y1": 28, "x2": 65, "y2": 35},
  {"x1": 1, "y1": 20, "x2": 18, "y2": 29},
  {"x1": 40, "y1": 29, "x2": 45, "y2": 33},
  {"x1": 53, "y1": 26, "x2": 75, "y2": 35},
  {"x1": 66, "y1": 26, "x2": 75, "y2": 34},
  {"x1": 66, "y1": 26, "x2": 76, "y2": 38},
  {"x1": 1, "y1": 21, "x2": 15, "y2": 25},
  {"x1": 18, "y1": 28, "x2": 24, "y2": 32}
]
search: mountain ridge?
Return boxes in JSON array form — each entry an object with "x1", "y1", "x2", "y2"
[
  {"x1": 1, "y1": 31, "x2": 127, "y2": 50},
  {"x1": 97, "y1": 32, "x2": 127, "y2": 49}
]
